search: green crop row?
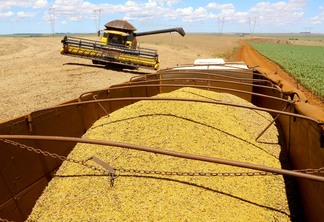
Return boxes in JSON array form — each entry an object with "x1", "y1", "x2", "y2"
[{"x1": 248, "y1": 42, "x2": 324, "y2": 97}]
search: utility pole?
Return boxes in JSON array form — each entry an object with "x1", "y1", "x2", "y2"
[{"x1": 49, "y1": 7, "x2": 55, "y2": 36}]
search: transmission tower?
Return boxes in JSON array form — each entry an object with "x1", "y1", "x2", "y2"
[
  {"x1": 93, "y1": 9, "x2": 103, "y2": 33},
  {"x1": 218, "y1": 17, "x2": 225, "y2": 35},
  {"x1": 49, "y1": 7, "x2": 55, "y2": 36},
  {"x1": 249, "y1": 17, "x2": 257, "y2": 37}
]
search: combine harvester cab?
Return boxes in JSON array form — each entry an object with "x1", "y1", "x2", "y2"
[
  {"x1": 60, "y1": 19, "x2": 186, "y2": 70},
  {"x1": 0, "y1": 59, "x2": 324, "y2": 221}
]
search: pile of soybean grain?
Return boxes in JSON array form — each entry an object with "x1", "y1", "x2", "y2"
[{"x1": 28, "y1": 87, "x2": 291, "y2": 221}]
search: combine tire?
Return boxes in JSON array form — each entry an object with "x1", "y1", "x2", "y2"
[{"x1": 92, "y1": 60, "x2": 99, "y2": 64}]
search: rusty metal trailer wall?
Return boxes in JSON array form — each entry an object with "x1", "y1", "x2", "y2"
[
  {"x1": 285, "y1": 117, "x2": 324, "y2": 220},
  {"x1": 251, "y1": 71, "x2": 324, "y2": 221},
  {"x1": 0, "y1": 68, "x2": 323, "y2": 221},
  {"x1": 0, "y1": 85, "x2": 158, "y2": 221}
]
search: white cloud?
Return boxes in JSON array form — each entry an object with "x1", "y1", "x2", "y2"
[
  {"x1": 16, "y1": 11, "x2": 37, "y2": 18},
  {"x1": 176, "y1": 7, "x2": 193, "y2": 16},
  {"x1": 310, "y1": 6, "x2": 324, "y2": 24},
  {"x1": 147, "y1": 0, "x2": 180, "y2": 7},
  {"x1": 34, "y1": 0, "x2": 48, "y2": 8},
  {"x1": 207, "y1": 3, "x2": 234, "y2": 11},
  {"x1": 310, "y1": 17, "x2": 323, "y2": 24},
  {"x1": 62, "y1": 1, "x2": 307, "y2": 25},
  {"x1": 41, "y1": 0, "x2": 310, "y2": 28},
  {"x1": 47, "y1": 0, "x2": 184, "y2": 24},
  {"x1": 288, "y1": 0, "x2": 309, "y2": 9},
  {"x1": 107, "y1": 1, "x2": 170, "y2": 22},
  {"x1": 0, "y1": 0, "x2": 47, "y2": 22},
  {"x1": 234, "y1": 12, "x2": 250, "y2": 24},
  {"x1": 1, "y1": 0, "x2": 314, "y2": 32},
  {"x1": 49, "y1": 0, "x2": 96, "y2": 22},
  {"x1": 0, "y1": 11, "x2": 14, "y2": 18},
  {"x1": 0, "y1": 0, "x2": 48, "y2": 10},
  {"x1": 206, "y1": 3, "x2": 235, "y2": 17},
  {"x1": 248, "y1": 0, "x2": 307, "y2": 25},
  {"x1": 145, "y1": 1, "x2": 158, "y2": 8},
  {"x1": 124, "y1": 1, "x2": 137, "y2": 7}
]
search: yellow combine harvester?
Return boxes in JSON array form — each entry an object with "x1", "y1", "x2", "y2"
[{"x1": 60, "y1": 19, "x2": 186, "y2": 70}]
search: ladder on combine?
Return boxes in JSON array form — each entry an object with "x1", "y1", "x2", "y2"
[{"x1": 60, "y1": 36, "x2": 160, "y2": 70}]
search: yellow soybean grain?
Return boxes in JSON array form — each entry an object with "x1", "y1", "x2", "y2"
[{"x1": 28, "y1": 87, "x2": 290, "y2": 222}]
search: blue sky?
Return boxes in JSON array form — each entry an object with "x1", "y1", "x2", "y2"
[{"x1": 0, "y1": 0, "x2": 323, "y2": 34}]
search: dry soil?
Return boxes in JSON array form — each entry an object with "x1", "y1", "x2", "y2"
[{"x1": 0, "y1": 34, "x2": 240, "y2": 122}]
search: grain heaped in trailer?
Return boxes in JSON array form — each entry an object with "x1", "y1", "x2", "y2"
[
  {"x1": 28, "y1": 87, "x2": 291, "y2": 221},
  {"x1": 1, "y1": 59, "x2": 324, "y2": 222}
]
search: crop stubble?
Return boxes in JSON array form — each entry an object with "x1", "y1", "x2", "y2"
[{"x1": 0, "y1": 34, "x2": 240, "y2": 122}]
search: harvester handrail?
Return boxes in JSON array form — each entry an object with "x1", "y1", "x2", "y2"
[
  {"x1": 78, "y1": 83, "x2": 290, "y2": 105},
  {"x1": 1, "y1": 135, "x2": 323, "y2": 182},
  {"x1": 153, "y1": 70, "x2": 276, "y2": 86},
  {"x1": 160, "y1": 64, "x2": 253, "y2": 72},
  {"x1": 159, "y1": 68, "x2": 254, "y2": 75},
  {"x1": 79, "y1": 78, "x2": 281, "y2": 101},
  {"x1": 115, "y1": 77, "x2": 280, "y2": 92},
  {"x1": 31, "y1": 97, "x2": 319, "y2": 123},
  {"x1": 129, "y1": 72, "x2": 275, "y2": 87},
  {"x1": 130, "y1": 74, "x2": 274, "y2": 85},
  {"x1": 62, "y1": 35, "x2": 102, "y2": 43},
  {"x1": 157, "y1": 68, "x2": 272, "y2": 82}
]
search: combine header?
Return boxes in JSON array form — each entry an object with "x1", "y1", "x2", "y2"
[{"x1": 60, "y1": 19, "x2": 186, "y2": 70}]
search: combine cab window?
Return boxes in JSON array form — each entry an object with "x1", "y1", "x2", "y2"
[
  {"x1": 108, "y1": 34, "x2": 126, "y2": 46},
  {"x1": 103, "y1": 32, "x2": 109, "y2": 38}
]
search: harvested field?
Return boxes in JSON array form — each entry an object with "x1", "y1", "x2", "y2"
[{"x1": 0, "y1": 34, "x2": 240, "y2": 122}]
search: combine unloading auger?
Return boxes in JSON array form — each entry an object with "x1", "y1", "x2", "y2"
[{"x1": 134, "y1": 27, "x2": 186, "y2": 37}]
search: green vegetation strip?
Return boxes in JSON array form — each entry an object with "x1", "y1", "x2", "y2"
[{"x1": 248, "y1": 42, "x2": 324, "y2": 97}]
